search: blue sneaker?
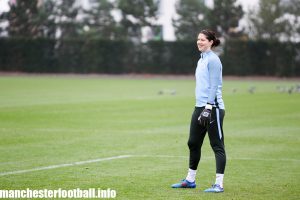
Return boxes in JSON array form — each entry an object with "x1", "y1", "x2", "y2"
[
  {"x1": 204, "y1": 184, "x2": 224, "y2": 193},
  {"x1": 171, "y1": 179, "x2": 196, "y2": 188}
]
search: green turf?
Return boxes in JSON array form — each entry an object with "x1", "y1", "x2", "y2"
[{"x1": 0, "y1": 75, "x2": 299, "y2": 199}]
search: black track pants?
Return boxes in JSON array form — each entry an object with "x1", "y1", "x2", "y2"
[{"x1": 187, "y1": 107, "x2": 226, "y2": 174}]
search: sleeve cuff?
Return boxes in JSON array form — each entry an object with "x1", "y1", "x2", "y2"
[{"x1": 205, "y1": 104, "x2": 213, "y2": 110}]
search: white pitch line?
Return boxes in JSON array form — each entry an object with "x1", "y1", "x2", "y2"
[
  {"x1": 133, "y1": 155, "x2": 188, "y2": 158},
  {"x1": 0, "y1": 154, "x2": 299, "y2": 177},
  {"x1": 0, "y1": 155, "x2": 132, "y2": 177}
]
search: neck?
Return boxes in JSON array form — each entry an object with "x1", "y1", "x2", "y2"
[{"x1": 202, "y1": 48, "x2": 211, "y2": 53}]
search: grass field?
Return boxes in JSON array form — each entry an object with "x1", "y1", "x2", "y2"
[{"x1": 0, "y1": 75, "x2": 299, "y2": 200}]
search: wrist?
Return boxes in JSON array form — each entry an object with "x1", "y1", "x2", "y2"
[{"x1": 205, "y1": 104, "x2": 213, "y2": 110}]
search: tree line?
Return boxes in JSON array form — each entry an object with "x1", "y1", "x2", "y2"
[
  {"x1": 0, "y1": 0, "x2": 299, "y2": 42},
  {"x1": 0, "y1": 0, "x2": 160, "y2": 41}
]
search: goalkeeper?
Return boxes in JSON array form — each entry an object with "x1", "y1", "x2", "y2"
[{"x1": 171, "y1": 29, "x2": 226, "y2": 193}]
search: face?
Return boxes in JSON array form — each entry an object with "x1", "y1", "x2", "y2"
[{"x1": 197, "y1": 33, "x2": 213, "y2": 52}]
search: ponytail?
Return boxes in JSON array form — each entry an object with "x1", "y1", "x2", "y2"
[{"x1": 200, "y1": 30, "x2": 221, "y2": 47}]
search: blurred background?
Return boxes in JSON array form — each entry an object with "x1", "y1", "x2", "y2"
[{"x1": 0, "y1": 0, "x2": 299, "y2": 76}]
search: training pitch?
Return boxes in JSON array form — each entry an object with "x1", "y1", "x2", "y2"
[{"x1": 0, "y1": 75, "x2": 299, "y2": 199}]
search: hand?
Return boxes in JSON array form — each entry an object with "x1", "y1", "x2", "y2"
[{"x1": 198, "y1": 104, "x2": 212, "y2": 127}]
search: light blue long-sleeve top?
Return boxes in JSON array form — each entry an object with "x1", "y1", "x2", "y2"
[{"x1": 195, "y1": 50, "x2": 225, "y2": 109}]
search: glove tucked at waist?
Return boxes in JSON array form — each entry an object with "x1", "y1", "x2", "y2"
[{"x1": 198, "y1": 104, "x2": 212, "y2": 127}]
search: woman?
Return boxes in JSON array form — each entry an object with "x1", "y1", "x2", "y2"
[{"x1": 171, "y1": 30, "x2": 226, "y2": 193}]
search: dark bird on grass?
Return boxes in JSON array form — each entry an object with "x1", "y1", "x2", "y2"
[
  {"x1": 158, "y1": 89, "x2": 176, "y2": 95},
  {"x1": 158, "y1": 90, "x2": 163, "y2": 95},
  {"x1": 288, "y1": 87, "x2": 294, "y2": 94}
]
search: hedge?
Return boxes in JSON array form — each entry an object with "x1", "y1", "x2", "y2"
[
  {"x1": 222, "y1": 39, "x2": 300, "y2": 77},
  {"x1": 0, "y1": 38, "x2": 299, "y2": 77}
]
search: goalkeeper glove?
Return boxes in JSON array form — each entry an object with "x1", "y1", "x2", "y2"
[{"x1": 198, "y1": 104, "x2": 213, "y2": 127}]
